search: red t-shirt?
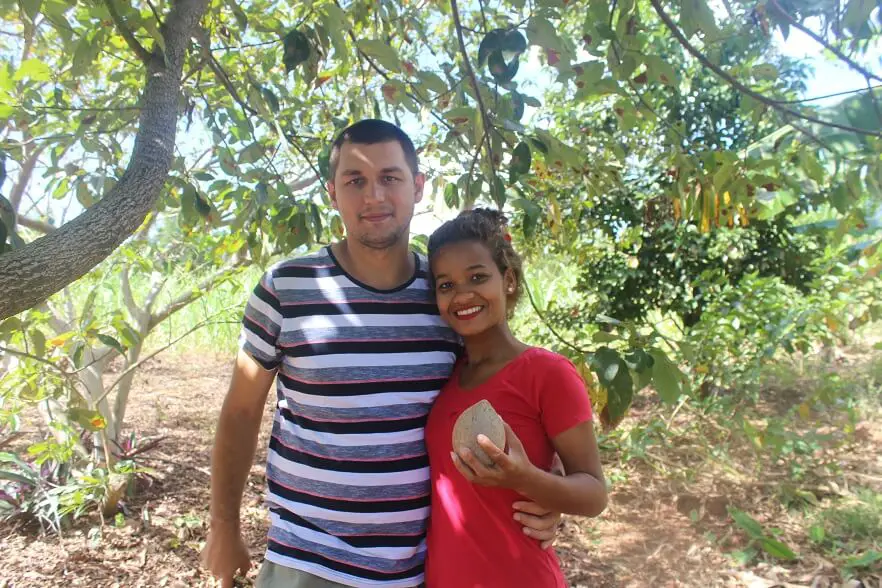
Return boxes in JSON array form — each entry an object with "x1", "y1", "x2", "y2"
[{"x1": 424, "y1": 347, "x2": 594, "y2": 588}]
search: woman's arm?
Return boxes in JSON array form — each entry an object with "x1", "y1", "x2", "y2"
[
  {"x1": 453, "y1": 420, "x2": 607, "y2": 517},
  {"x1": 513, "y1": 421, "x2": 606, "y2": 516}
]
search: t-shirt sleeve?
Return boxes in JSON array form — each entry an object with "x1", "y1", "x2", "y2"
[
  {"x1": 538, "y1": 355, "x2": 594, "y2": 439},
  {"x1": 238, "y1": 269, "x2": 283, "y2": 370}
]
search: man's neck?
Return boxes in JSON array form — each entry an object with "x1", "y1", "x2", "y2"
[{"x1": 331, "y1": 238, "x2": 415, "y2": 291}]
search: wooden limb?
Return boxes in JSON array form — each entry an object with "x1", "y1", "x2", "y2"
[
  {"x1": 767, "y1": 0, "x2": 882, "y2": 84},
  {"x1": 96, "y1": 312, "x2": 240, "y2": 407},
  {"x1": 147, "y1": 263, "x2": 245, "y2": 329},
  {"x1": 0, "y1": 0, "x2": 212, "y2": 320},
  {"x1": 8, "y1": 143, "x2": 48, "y2": 214},
  {"x1": 649, "y1": 0, "x2": 882, "y2": 138},
  {"x1": 103, "y1": 0, "x2": 153, "y2": 63},
  {"x1": 16, "y1": 216, "x2": 56, "y2": 234},
  {"x1": 450, "y1": 0, "x2": 498, "y2": 183}
]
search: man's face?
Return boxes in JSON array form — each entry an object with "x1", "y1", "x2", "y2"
[{"x1": 328, "y1": 140, "x2": 425, "y2": 250}]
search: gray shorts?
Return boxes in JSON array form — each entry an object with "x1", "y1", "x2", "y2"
[
  {"x1": 256, "y1": 560, "x2": 352, "y2": 588},
  {"x1": 255, "y1": 560, "x2": 426, "y2": 588}
]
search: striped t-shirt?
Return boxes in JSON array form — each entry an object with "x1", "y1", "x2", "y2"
[{"x1": 239, "y1": 245, "x2": 460, "y2": 587}]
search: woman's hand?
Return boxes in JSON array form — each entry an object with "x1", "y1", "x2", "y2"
[{"x1": 451, "y1": 421, "x2": 537, "y2": 492}]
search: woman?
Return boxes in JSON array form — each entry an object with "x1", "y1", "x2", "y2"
[{"x1": 424, "y1": 208, "x2": 607, "y2": 587}]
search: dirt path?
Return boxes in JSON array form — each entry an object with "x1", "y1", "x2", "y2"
[{"x1": 1, "y1": 351, "x2": 879, "y2": 587}]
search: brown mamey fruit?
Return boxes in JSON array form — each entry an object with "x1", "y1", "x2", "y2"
[{"x1": 452, "y1": 399, "x2": 506, "y2": 468}]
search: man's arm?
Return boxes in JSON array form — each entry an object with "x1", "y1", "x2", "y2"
[{"x1": 202, "y1": 350, "x2": 275, "y2": 587}]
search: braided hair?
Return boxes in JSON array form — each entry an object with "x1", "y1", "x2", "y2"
[{"x1": 427, "y1": 208, "x2": 524, "y2": 311}]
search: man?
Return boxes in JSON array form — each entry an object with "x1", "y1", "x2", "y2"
[{"x1": 202, "y1": 119, "x2": 560, "y2": 588}]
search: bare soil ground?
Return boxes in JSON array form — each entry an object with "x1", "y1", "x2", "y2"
[{"x1": 1, "y1": 348, "x2": 880, "y2": 588}]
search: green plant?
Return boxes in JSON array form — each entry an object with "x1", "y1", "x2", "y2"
[{"x1": 729, "y1": 508, "x2": 798, "y2": 563}]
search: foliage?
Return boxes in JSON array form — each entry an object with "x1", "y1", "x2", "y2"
[
  {"x1": 0, "y1": 0, "x2": 880, "y2": 526},
  {"x1": 729, "y1": 507, "x2": 798, "y2": 562}
]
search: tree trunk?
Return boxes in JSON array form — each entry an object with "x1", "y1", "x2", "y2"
[
  {"x1": 0, "y1": 0, "x2": 210, "y2": 320},
  {"x1": 110, "y1": 340, "x2": 144, "y2": 442}
]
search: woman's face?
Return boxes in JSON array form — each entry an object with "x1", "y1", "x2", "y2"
[{"x1": 431, "y1": 240, "x2": 515, "y2": 338}]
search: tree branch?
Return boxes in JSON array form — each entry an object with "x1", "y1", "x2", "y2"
[
  {"x1": 0, "y1": 0, "x2": 211, "y2": 321},
  {"x1": 451, "y1": 0, "x2": 498, "y2": 184},
  {"x1": 522, "y1": 283, "x2": 588, "y2": 354},
  {"x1": 16, "y1": 216, "x2": 56, "y2": 234},
  {"x1": 194, "y1": 28, "x2": 257, "y2": 117},
  {"x1": 143, "y1": 274, "x2": 167, "y2": 314},
  {"x1": 776, "y1": 84, "x2": 882, "y2": 104},
  {"x1": 8, "y1": 142, "x2": 48, "y2": 214},
  {"x1": 25, "y1": 104, "x2": 142, "y2": 112},
  {"x1": 96, "y1": 313, "x2": 240, "y2": 406},
  {"x1": 147, "y1": 263, "x2": 245, "y2": 329},
  {"x1": 120, "y1": 266, "x2": 143, "y2": 320},
  {"x1": 103, "y1": 0, "x2": 153, "y2": 64},
  {"x1": 649, "y1": 0, "x2": 882, "y2": 138},
  {"x1": 767, "y1": 0, "x2": 882, "y2": 84}
]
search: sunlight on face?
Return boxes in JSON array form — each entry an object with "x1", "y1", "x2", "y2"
[
  {"x1": 431, "y1": 240, "x2": 513, "y2": 338},
  {"x1": 329, "y1": 141, "x2": 424, "y2": 250}
]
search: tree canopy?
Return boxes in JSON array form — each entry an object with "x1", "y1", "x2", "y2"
[{"x1": 0, "y1": 0, "x2": 879, "y2": 319}]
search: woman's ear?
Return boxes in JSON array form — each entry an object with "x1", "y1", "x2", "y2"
[{"x1": 503, "y1": 268, "x2": 517, "y2": 296}]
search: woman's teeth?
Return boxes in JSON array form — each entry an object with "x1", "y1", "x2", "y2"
[{"x1": 454, "y1": 306, "x2": 482, "y2": 317}]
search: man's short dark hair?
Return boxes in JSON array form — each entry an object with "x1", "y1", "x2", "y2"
[{"x1": 329, "y1": 119, "x2": 420, "y2": 180}]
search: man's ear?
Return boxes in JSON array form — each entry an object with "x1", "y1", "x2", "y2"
[
  {"x1": 414, "y1": 172, "x2": 426, "y2": 204},
  {"x1": 328, "y1": 181, "x2": 338, "y2": 209}
]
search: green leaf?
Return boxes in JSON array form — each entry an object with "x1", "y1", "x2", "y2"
[
  {"x1": 18, "y1": 0, "x2": 41, "y2": 20},
  {"x1": 643, "y1": 55, "x2": 678, "y2": 86},
  {"x1": 808, "y1": 524, "x2": 825, "y2": 543},
  {"x1": 760, "y1": 538, "x2": 797, "y2": 561},
  {"x1": 72, "y1": 342, "x2": 85, "y2": 368},
  {"x1": 96, "y1": 333, "x2": 126, "y2": 356},
  {"x1": 194, "y1": 192, "x2": 212, "y2": 219},
  {"x1": 13, "y1": 58, "x2": 52, "y2": 82},
  {"x1": 444, "y1": 182, "x2": 459, "y2": 209},
  {"x1": 730, "y1": 509, "x2": 764, "y2": 539},
  {"x1": 846, "y1": 550, "x2": 882, "y2": 570},
  {"x1": 68, "y1": 407, "x2": 107, "y2": 432},
  {"x1": 491, "y1": 176, "x2": 506, "y2": 208},
  {"x1": 478, "y1": 29, "x2": 505, "y2": 67},
  {"x1": 416, "y1": 71, "x2": 448, "y2": 94},
  {"x1": 283, "y1": 29, "x2": 311, "y2": 73},
  {"x1": 488, "y1": 51, "x2": 519, "y2": 83},
  {"x1": 751, "y1": 64, "x2": 778, "y2": 81},
  {"x1": 225, "y1": 0, "x2": 248, "y2": 30},
  {"x1": 321, "y1": 3, "x2": 350, "y2": 66},
  {"x1": 238, "y1": 142, "x2": 265, "y2": 165},
  {"x1": 72, "y1": 36, "x2": 99, "y2": 77},
  {"x1": 515, "y1": 197, "x2": 542, "y2": 238},
  {"x1": 500, "y1": 29, "x2": 527, "y2": 54},
  {"x1": 591, "y1": 347, "x2": 634, "y2": 423},
  {"x1": 76, "y1": 182, "x2": 93, "y2": 208},
  {"x1": 309, "y1": 202, "x2": 323, "y2": 239},
  {"x1": 680, "y1": 0, "x2": 719, "y2": 39},
  {"x1": 799, "y1": 151, "x2": 825, "y2": 185},
  {"x1": 648, "y1": 348, "x2": 684, "y2": 404},
  {"x1": 843, "y1": 0, "x2": 875, "y2": 35},
  {"x1": 381, "y1": 80, "x2": 406, "y2": 105},
  {"x1": 140, "y1": 16, "x2": 166, "y2": 56},
  {"x1": 527, "y1": 17, "x2": 563, "y2": 52},
  {"x1": 510, "y1": 142, "x2": 531, "y2": 180},
  {"x1": 357, "y1": 39, "x2": 401, "y2": 73},
  {"x1": 0, "y1": 469, "x2": 35, "y2": 486},
  {"x1": 318, "y1": 147, "x2": 331, "y2": 182},
  {"x1": 30, "y1": 329, "x2": 46, "y2": 358},
  {"x1": 0, "y1": 194, "x2": 13, "y2": 237}
]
